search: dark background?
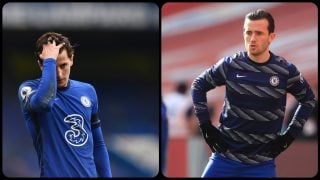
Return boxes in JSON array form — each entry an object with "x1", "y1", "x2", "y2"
[{"x1": 2, "y1": 2, "x2": 159, "y2": 177}]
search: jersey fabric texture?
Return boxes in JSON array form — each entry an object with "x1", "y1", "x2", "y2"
[
  {"x1": 202, "y1": 153, "x2": 276, "y2": 177},
  {"x1": 191, "y1": 51, "x2": 316, "y2": 164},
  {"x1": 18, "y1": 59, "x2": 111, "y2": 177}
]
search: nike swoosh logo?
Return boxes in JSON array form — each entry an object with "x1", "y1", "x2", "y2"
[{"x1": 236, "y1": 74, "x2": 246, "y2": 78}]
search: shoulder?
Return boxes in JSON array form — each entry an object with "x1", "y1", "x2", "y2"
[
  {"x1": 70, "y1": 80, "x2": 97, "y2": 92},
  {"x1": 231, "y1": 51, "x2": 246, "y2": 60},
  {"x1": 18, "y1": 79, "x2": 40, "y2": 100},
  {"x1": 222, "y1": 51, "x2": 246, "y2": 65},
  {"x1": 211, "y1": 51, "x2": 246, "y2": 71},
  {"x1": 19, "y1": 79, "x2": 40, "y2": 87},
  {"x1": 272, "y1": 53, "x2": 290, "y2": 66},
  {"x1": 271, "y1": 52, "x2": 298, "y2": 74},
  {"x1": 18, "y1": 79, "x2": 40, "y2": 92}
]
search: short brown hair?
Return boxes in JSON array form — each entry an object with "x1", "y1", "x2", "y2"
[
  {"x1": 35, "y1": 32, "x2": 74, "y2": 64},
  {"x1": 245, "y1": 9, "x2": 275, "y2": 34}
]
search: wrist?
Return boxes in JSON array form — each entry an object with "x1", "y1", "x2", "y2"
[
  {"x1": 43, "y1": 58, "x2": 56, "y2": 62},
  {"x1": 283, "y1": 132, "x2": 295, "y2": 143},
  {"x1": 200, "y1": 121, "x2": 214, "y2": 131},
  {"x1": 200, "y1": 120, "x2": 211, "y2": 126},
  {"x1": 200, "y1": 121, "x2": 221, "y2": 135}
]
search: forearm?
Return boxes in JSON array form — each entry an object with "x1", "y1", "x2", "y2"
[
  {"x1": 263, "y1": 67, "x2": 317, "y2": 158},
  {"x1": 191, "y1": 72, "x2": 215, "y2": 125},
  {"x1": 30, "y1": 59, "x2": 57, "y2": 110},
  {"x1": 286, "y1": 64, "x2": 317, "y2": 137},
  {"x1": 284, "y1": 99, "x2": 316, "y2": 138},
  {"x1": 93, "y1": 127, "x2": 112, "y2": 177}
]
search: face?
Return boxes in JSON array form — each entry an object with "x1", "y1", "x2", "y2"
[
  {"x1": 243, "y1": 18, "x2": 275, "y2": 57},
  {"x1": 39, "y1": 49, "x2": 73, "y2": 88}
]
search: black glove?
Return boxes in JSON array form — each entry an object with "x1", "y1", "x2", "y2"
[
  {"x1": 200, "y1": 121, "x2": 228, "y2": 153},
  {"x1": 262, "y1": 133, "x2": 295, "y2": 158}
]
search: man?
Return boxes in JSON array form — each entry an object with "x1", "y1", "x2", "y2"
[
  {"x1": 18, "y1": 32, "x2": 112, "y2": 177},
  {"x1": 191, "y1": 9, "x2": 316, "y2": 177}
]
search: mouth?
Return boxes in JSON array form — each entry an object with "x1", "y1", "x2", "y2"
[{"x1": 249, "y1": 44, "x2": 257, "y2": 48}]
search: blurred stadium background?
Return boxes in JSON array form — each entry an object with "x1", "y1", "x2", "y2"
[
  {"x1": 2, "y1": 2, "x2": 159, "y2": 177},
  {"x1": 162, "y1": 2, "x2": 317, "y2": 177}
]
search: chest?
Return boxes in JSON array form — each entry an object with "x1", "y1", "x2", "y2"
[
  {"x1": 226, "y1": 61, "x2": 287, "y2": 89},
  {"x1": 52, "y1": 90, "x2": 94, "y2": 121}
]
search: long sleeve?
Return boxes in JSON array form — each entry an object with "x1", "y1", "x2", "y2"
[
  {"x1": 19, "y1": 59, "x2": 57, "y2": 111},
  {"x1": 191, "y1": 58, "x2": 227, "y2": 125},
  {"x1": 93, "y1": 126, "x2": 112, "y2": 177},
  {"x1": 284, "y1": 64, "x2": 316, "y2": 137}
]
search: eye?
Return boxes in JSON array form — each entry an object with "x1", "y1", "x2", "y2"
[
  {"x1": 245, "y1": 31, "x2": 252, "y2": 35},
  {"x1": 60, "y1": 63, "x2": 67, "y2": 69}
]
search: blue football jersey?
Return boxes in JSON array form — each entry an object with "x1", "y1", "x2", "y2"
[
  {"x1": 18, "y1": 77, "x2": 100, "y2": 177},
  {"x1": 191, "y1": 51, "x2": 316, "y2": 164}
]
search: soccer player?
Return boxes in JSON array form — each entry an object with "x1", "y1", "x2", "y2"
[
  {"x1": 18, "y1": 32, "x2": 112, "y2": 177},
  {"x1": 191, "y1": 9, "x2": 316, "y2": 177}
]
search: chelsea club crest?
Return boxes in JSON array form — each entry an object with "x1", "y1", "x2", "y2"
[
  {"x1": 269, "y1": 75, "x2": 279, "y2": 86},
  {"x1": 80, "y1": 96, "x2": 91, "y2": 107}
]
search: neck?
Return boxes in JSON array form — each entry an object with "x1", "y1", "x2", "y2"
[
  {"x1": 58, "y1": 80, "x2": 70, "y2": 90},
  {"x1": 248, "y1": 50, "x2": 270, "y2": 63}
]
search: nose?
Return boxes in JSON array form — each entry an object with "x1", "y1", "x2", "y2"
[
  {"x1": 56, "y1": 68, "x2": 62, "y2": 79},
  {"x1": 250, "y1": 34, "x2": 256, "y2": 42}
]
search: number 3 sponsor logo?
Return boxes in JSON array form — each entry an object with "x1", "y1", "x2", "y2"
[{"x1": 64, "y1": 114, "x2": 88, "y2": 146}]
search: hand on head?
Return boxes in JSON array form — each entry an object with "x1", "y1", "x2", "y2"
[{"x1": 39, "y1": 38, "x2": 65, "y2": 61}]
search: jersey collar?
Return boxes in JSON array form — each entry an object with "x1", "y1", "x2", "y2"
[{"x1": 58, "y1": 80, "x2": 71, "y2": 91}]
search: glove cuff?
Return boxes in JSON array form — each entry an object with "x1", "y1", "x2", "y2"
[
  {"x1": 199, "y1": 121, "x2": 221, "y2": 135},
  {"x1": 199, "y1": 120, "x2": 211, "y2": 128},
  {"x1": 283, "y1": 132, "x2": 295, "y2": 144}
]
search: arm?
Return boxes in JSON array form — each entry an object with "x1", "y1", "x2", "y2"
[
  {"x1": 284, "y1": 65, "x2": 316, "y2": 137},
  {"x1": 191, "y1": 58, "x2": 228, "y2": 153},
  {"x1": 28, "y1": 59, "x2": 57, "y2": 111},
  {"x1": 92, "y1": 114, "x2": 112, "y2": 177},
  {"x1": 262, "y1": 64, "x2": 316, "y2": 158},
  {"x1": 90, "y1": 86, "x2": 112, "y2": 177},
  {"x1": 191, "y1": 59, "x2": 227, "y2": 125},
  {"x1": 18, "y1": 59, "x2": 56, "y2": 111},
  {"x1": 19, "y1": 40, "x2": 64, "y2": 111}
]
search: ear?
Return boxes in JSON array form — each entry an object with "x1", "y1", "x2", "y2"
[
  {"x1": 70, "y1": 54, "x2": 74, "y2": 67},
  {"x1": 269, "y1": 32, "x2": 276, "y2": 43},
  {"x1": 37, "y1": 60, "x2": 43, "y2": 71}
]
